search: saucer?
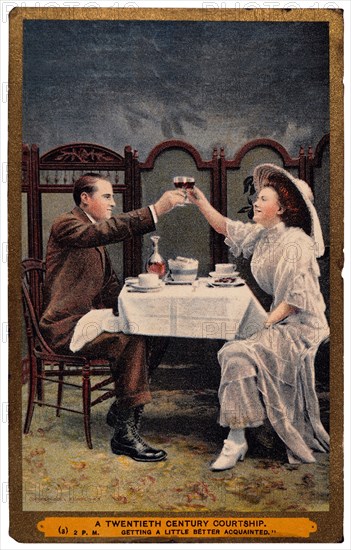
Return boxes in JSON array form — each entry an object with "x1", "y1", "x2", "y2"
[
  {"x1": 209, "y1": 271, "x2": 239, "y2": 278},
  {"x1": 124, "y1": 277, "x2": 139, "y2": 286},
  {"x1": 129, "y1": 282, "x2": 164, "y2": 292},
  {"x1": 208, "y1": 277, "x2": 245, "y2": 287}
]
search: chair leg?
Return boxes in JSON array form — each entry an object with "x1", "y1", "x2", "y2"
[
  {"x1": 36, "y1": 357, "x2": 44, "y2": 404},
  {"x1": 82, "y1": 365, "x2": 92, "y2": 449},
  {"x1": 56, "y1": 362, "x2": 64, "y2": 417},
  {"x1": 24, "y1": 356, "x2": 38, "y2": 434}
]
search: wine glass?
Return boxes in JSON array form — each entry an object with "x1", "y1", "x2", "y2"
[{"x1": 173, "y1": 176, "x2": 195, "y2": 205}]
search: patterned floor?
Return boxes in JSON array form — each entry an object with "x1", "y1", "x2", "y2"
[{"x1": 22, "y1": 350, "x2": 330, "y2": 514}]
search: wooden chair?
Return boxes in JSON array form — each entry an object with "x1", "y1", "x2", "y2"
[
  {"x1": 314, "y1": 336, "x2": 330, "y2": 392},
  {"x1": 22, "y1": 258, "x2": 115, "y2": 449}
]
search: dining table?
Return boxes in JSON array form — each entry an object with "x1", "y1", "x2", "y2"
[{"x1": 118, "y1": 277, "x2": 267, "y2": 341}]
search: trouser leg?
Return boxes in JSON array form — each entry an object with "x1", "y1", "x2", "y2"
[
  {"x1": 78, "y1": 332, "x2": 167, "y2": 462},
  {"x1": 79, "y1": 332, "x2": 151, "y2": 409}
]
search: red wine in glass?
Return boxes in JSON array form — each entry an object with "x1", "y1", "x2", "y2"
[{"x1": 173, "y1": 177, "x2": 195, "y2": 204}]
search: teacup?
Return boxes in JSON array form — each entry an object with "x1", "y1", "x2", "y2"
[
  {"x1": 215, "y1": 263, "x2": 236, "y2": 275},
  {"x1": 138, "y1": 273, "x2": 159, "y2": 288}
]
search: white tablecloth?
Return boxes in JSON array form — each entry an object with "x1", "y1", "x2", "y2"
[{"x1": 118, "y1": 279, "x2": 267, "y2": 340}]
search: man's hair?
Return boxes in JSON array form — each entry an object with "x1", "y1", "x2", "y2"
[{"x1": 73, "y1": 173, "x2": 105, "y2": 206}]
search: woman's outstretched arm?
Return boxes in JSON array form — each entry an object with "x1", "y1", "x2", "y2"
[{"x1": 187, "y1": 187, "x2": 227, "y2": 235}]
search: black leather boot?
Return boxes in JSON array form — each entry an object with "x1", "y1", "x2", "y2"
[
  {"x1": 134, "y1": 405, "x2": 144, "y2": 431},
  {"x1": 107, "y1": 402, "x2": 144, "y2": 430},
  {"x1": 110, "y1": 407, "x2": 167, "y2": 462}
]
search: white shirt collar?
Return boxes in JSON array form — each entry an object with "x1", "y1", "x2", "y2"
[{"x1": 83, "y1": 211, "x2": 96, "y2": 224}]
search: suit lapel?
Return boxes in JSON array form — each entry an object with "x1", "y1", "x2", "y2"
[
  {"x1": 72, "y1": 206, "x2": 106, "y2": 273},
  {"x1": 97, "y1": 246, "x2": 106, "y2": 273}
]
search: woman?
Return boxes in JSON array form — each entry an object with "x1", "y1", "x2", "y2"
[{"x1": 188, "y1": 163, "x2": 329, "y2": 470}]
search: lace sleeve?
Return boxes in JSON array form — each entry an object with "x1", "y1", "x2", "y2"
[{"x1": 225, "y1": 219, "x2": 264, "y2": 259}]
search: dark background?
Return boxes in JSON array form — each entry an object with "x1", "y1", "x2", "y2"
[{"x1": 23, "y1": 20, "x2": 329, "y2": 159}]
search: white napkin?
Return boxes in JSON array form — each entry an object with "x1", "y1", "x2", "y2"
[
  {"x1": 168, "y1": 256, "x2": 199, "y2": 270},
  {"x1": 70, "y1": 309, "x2": 121, "y2": 352}
]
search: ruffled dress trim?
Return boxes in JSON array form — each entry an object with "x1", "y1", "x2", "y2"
[
  {"x1": 271, "y1": 227, "x2": 327, "y2": 318},
  {"x1": 225, "y1": 219, "x2": 265, "y2": 259}
]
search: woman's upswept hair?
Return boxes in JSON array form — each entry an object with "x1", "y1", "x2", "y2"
[
  {"x1": 263, "y1": 172, "x2": 312, "y2": 236},
  {"x1": 73, "y1": 173, "x2": 106, "y2": 206}
]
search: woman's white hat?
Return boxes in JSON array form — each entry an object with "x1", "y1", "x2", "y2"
[{"x1": 253, "y1": 163, "x2": 325, "y2": 258}]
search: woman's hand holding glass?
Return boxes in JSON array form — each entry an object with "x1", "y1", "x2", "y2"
[
  {"x1": 187, "y1": 186, "x2": 227, "y2": 235},
  {"x1": 186, "y1": 186, "x2": 208, "y2": 206},
  {"x1": 173, "y1": 177, "x2": 195, "y2": 206}
]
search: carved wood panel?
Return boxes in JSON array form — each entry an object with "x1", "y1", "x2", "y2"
[{"x1": 22, "y1": 136, "x2": 328, "y2": 279}]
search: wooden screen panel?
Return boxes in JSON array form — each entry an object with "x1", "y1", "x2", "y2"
[
  {"x1": 311, "y1": 140, "x2": 330, "y2": 248},
  {"x1": 22, "y1": 143, "x2": 133, "y2": 272},
  {"x1": 22, "y1": 193, "x2": 28, "y2": 260},
  {"x1": 39, "y1": 169, "x2": 125, "y2": 187},
  {"x1": 222, "y1": 141, "x2": 301, "y2": 311},
  {"x1": 140, "y1": 149, "x2": 212, "y2": 277},
  {"x1": 225, "y1": 147, "x2": 299, "y2": 221},
  {"x1": 309, "y1": 135, "x2": 330, "y2": 321}
]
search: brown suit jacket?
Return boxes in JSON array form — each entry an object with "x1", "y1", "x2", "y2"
[{"x1": 40, "y1": 206, "x2": 155, "y2": 352}]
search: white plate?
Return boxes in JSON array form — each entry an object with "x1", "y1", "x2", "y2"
[
  {"x1": 209, "y1": 271, "x2": 240, "y2": 278},
  {"x1": 129, "y1": 282, "x2": 164, "y2": 292},
  {"x1": 208, "y1": 277, "x2": 245, "y2": 287}
]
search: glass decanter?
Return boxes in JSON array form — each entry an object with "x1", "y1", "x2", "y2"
[{"x1": 146, "y1": 236, "x2": 167, "y2": 279}]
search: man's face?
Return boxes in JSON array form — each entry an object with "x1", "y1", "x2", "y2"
[{"x1": 82, "y1": 179, "x2": 116, "y2": 222}]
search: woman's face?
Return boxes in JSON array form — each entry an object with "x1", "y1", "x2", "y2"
[{"x1": 253, "y1": 186, "x2": 284, "y2": 228}]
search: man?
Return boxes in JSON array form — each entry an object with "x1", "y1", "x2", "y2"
[{"x1": 40, "y1": 173, "x2": 186, "y2": 462}]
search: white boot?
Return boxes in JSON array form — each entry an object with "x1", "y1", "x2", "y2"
[{"x1": 210, "y1": 429, "x2": 248, "y2": 471}]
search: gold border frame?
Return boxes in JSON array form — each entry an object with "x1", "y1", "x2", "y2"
[{"x1": 8, "y1": 7, "x2": 344, "y2": 543}]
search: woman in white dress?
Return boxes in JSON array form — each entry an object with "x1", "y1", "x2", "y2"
[{"x1": 188, "y1": 163, "x2": 329, "y2": 470}]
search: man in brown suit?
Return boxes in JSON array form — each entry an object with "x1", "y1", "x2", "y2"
[{"x1": 40, "y1": 173, "x2": 185, "y2": 462}]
